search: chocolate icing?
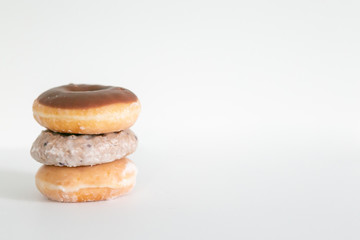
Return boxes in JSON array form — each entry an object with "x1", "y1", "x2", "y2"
[{"x1": 37, "y1": 84, "x2": 138, "y2": 109}]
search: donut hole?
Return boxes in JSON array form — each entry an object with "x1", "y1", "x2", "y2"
[{"x1": 65, "y1": 84, "x2": 110, "y2": 92}]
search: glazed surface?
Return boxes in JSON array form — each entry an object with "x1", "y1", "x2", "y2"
[
  {"x1": 35, "y1": 158, "x2": 137, "y2": 202},
  {"x1": 37, "y1": 84, "x2": 138, "y2": 109}
]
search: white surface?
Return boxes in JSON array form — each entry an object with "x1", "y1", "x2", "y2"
[{"x1": 1, "y1": 0, "x2": 360, "y2": 239}]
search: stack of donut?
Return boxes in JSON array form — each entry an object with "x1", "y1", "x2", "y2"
[{"x1": 30, "y1": 84, "x2": 141, "y2": 202}]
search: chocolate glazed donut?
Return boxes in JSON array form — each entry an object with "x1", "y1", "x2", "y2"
[{"x1": 33, "y1": 84, "x2": 141, "y2": 134}]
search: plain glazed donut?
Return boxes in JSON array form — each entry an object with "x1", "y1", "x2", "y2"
[
  {"x1": 35, "y1": 158, "x2": 137, "y2": 202},
  {"x1": 33, "y1": 84, "x2": 141, "y2": 134},
  {"x1": 31, "y1": 129, "x2": 138, "y2": 167}
]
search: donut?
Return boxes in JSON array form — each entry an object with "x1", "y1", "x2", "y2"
[
  {"x1": 35, "y1": 158, "x2": 137, "y2": 202},
  {"x1": 33, "y1": 84, "x2": 141, "y2": 134},
  {"x1": 31, "y1": 129, "x2": 137, "y2": 167}
]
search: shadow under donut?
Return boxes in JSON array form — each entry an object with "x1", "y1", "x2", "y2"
[{"x1": 0, "y1": 169, "x2": 44, "y2": 202}]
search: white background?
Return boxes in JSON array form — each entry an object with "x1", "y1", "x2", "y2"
[{"x1": 1, "y1": 0, "x2": 360, "y2": 239}]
